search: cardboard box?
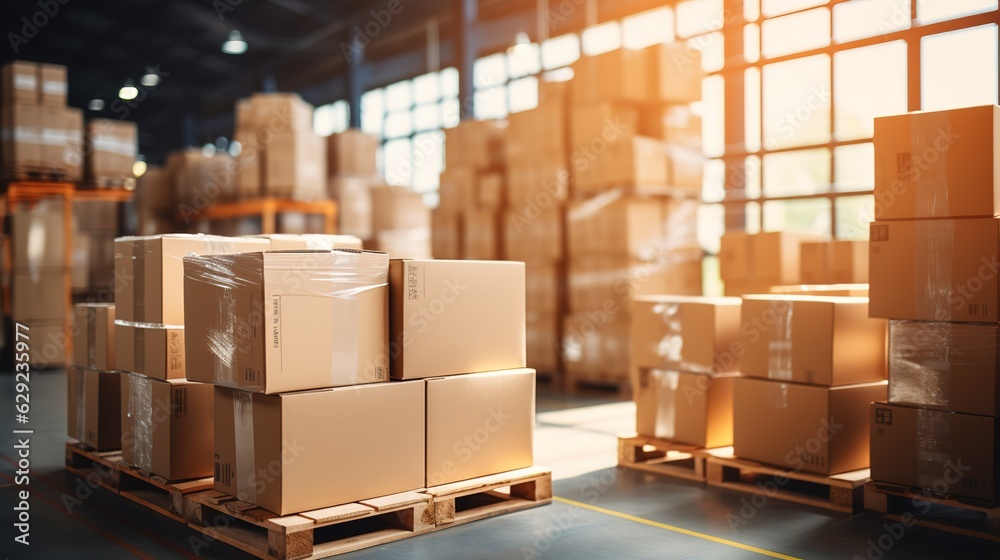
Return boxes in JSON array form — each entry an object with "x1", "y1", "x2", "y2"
[
  {"x1": 248, "y1": 233, "x2": 362, "y2": 250},
  {"x1": 505, "y1": 162, "x2": 570, "y2": 208},
  {"x1": 115, "y1": 322, "x2": 185, "y2": 380},
  {"x1": 389, "y1": 259, "x2": 525, "y2": 379},
  {"x1": 438, "y1": 165, "x2": 475, "y2": 213},
  {"x1": 12, "y1": 270, "x2": 66, "y2": 321},
  {"x1": 121, "y1": 373, "x2": 213, "y2": 481},
  {"x1": 630, "y1": 296, "x2": 742, "y2": 374},
  {"x1": 721, "y1": 232, "x2": 816, "y2": 286},
  {"x1": 264, "y1": 131, "x2": 327, "y2": 200},
  {"x1": 874, "y1": 105, "x2": 1000, "y2": 220},
  {"x1": 562, "y1": 314, "x2": 630, "y2": 383},
  {"x1": 871, "y1": 403, "x2": 999, "y2": 501},
  {"x1": 73, "y1": 303, "x2": 115, "y2": 370},
  {"x1": 734, "y1": 378, "x2": 887, "y2": 475},
  {"x1": 39, "y1": 64, "x2": 67, "y2": 108},
  {"x1": 371, "y1": 185, "x2": 430, "y2": 233},
  {"x1": 462, "y1": 209, "x2": 500, "y2": 260},
  {"x1": 526, "y1": 315, "x2": 560, "y2": 373},
  {"x1": 374, "y1": 228, "x2": 432, "y2": 259},
  {"x1": 571, "y1": 49, "x2": 650, "y2": 105},
  {"x1": 238, "y1": 92, "x2": 313, "y2": 133},
  {"x1": 646, "y1": 42, "x2": 704, "y2": 103},
  {"x1": 13, "y1": 200, "x2": 64, "y2": 270},
  {"x1": 569, "y1": 103, "x2": 640, "y2": 154},
  {"x1": 63, "y1": 107, "x2": 84, "y2": 182},
  {"x1": 504, "y1": 207, "x2": 562, "y2": 262},
  {"x1": 169, "y1": 149, "x2": 238, "y2": 206},
  {"x1": 113, "y1": 234, "x2": 270, "y2": 324},
  {"x1": 327, "y1": 129, "x2": 378, "y2": 177},
  {"x1": 1, "y1": 104, "x2": 41, "y2": 174},
  {"x1": 2, "y1": 61, "x2": 38, "y2": 105},
  {"x1": 568, "y1": 254, "x2": 703, "y2": 311},
  {"x1": 443, "y1": 120, "x2": 505, "y2": 170},
  {"x1": 214, "y1": 381, "x2": 424, "y2": 515},
  {"x1": 635, "y1": 370, "x2": 736, "y2": 448},
  {"x1": 507, "y1": 104, "x2": 566, "y2": 160},
  {"x1": 478, "y1": 172, "x2": 504, "y2": 209},
  {"x1": 328, "y1": 176, "x2": 372, "y2": 239},
  {"x1": 23, "y1": 319, "x2": 67, "y2": 368},
  {"x1": 768, "y1": 284, "x2": 869, "y2": 297},
  {"x1": 741, "y1": 295, "x2": 886, "y2": 386},
  {"x1": 567, "y1": 196, "x2": 665, "y2": 260},
  {"x1": 426, "y1": 369, "x2": 535, "y2": 487},
  {"x1": 526, "y1": 261, "x2": 562, "y2": 312},
  {"x1": 431, "y1": 208, "x2": 462, "y2": 259},
  {"x1": 184, "y1": 250, "x2": 389, "y2": 392},
  {"x1": 85, "y1": 119, "x2": 137, "y2": 180},
  {"x1": 800, "y1": 241, "x2": 869, "y2": 284},
  {"x1": 67, "y1": 367, "x2": 121, "y2": 451},
  {"x1": 719, "y1": 232, "x2": 750, "y2": 282},
  {"x1": 888, "y1": 320, "x2": 1000, "y2": 416},
  {"x1": 869, "y1": 218, "x2": 1000, "y2": 321}
]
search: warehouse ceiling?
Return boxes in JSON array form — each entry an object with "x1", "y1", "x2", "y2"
[{"x1": 0, "y1": 0, "x2": 665, "y2": 162}]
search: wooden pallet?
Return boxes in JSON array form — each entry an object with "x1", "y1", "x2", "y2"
[
  {"x1": 865, "y1": 481, "x2": 1000, "y2": 542},
  {"x1": 564, "y1": 374, "x2": 631, "y2": 397},
  {"x1": 65, "y1": 442, "x2": 122, "y2": 492},
  {"x1": 617, "y1": 435, "x2": 729, "y2": 483},
  {"x1": 186, "y1": 489, "x2": 434, "y2": 560},
  {"x1": 705, "y1": 453, "x2": 869, "y2": 513},
  {"x1": 424, "y1": 466, "x2": 553, "y2": 527},
  {"x1": 88, "y1": 176, "x2": 136, "y2": 190},
  {"x1": 6, "y1": 168, "x2": 70, "y2": 182},
  {"x1": 117, "y1": 463, "x2": 213, "y2": 523}
]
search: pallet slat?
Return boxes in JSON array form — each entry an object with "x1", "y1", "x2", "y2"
[
  {"x1": 705, "y1": 453, "x2": 868, "y2": 513},
  {"x1": 616, "y1": 434, "x2": 728, "y2": 483}
]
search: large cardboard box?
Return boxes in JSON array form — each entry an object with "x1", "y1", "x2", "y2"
[
  {"x1": 888, "y1": 320, "x2": 1000, "y2": 416},
  {"x1": 1, "y1": 104, "x2": 42, "y2": 173},
  {"x1": 721, "y1": 232, "x2": 817, "y2": 290},
  {"x1": 562, "y1": 314, "x2": 630, "y2": 382},
  {"x1": 568, "y1": 254, "x2": 703, "y2": 312},
  {"x1": 426, "y1": 369, "x2": 535, "y2": 486},
  {"x1": 265, "y1": 131, "x2": 327, "y2": 200},
  {"x1": 719, "y1": 232, "x2": 750, "y2": 283},
  {"x1": 67, "y1": 367, "x2": 121, "y2": 451},
  {"x1": 504, "y1": 207, "x2": 562, "y2": 262},
  {"x1": 169, "y1": 149, "x2": 238, "y2": 206},
  {"x1": 389, "y1": 259, "x2": 525, "y2": 379},
  {"x1": 431, "y1": 208, "x2": 462, "y2": 259},
  {"x1": 39, "y1": 63, "x2": 67, "y2": 108},
  {"x1": 370, "y1": 185, "x2": 430, "y2": 233},
  {"x1": 327, "y1": 129, "x2": 378, "y2": 177},
  {"x1": 635, "y1": 370, "x2": 736, "y2": 448},
  {"x1": 630, "y1": 296, "x2": 742, "y2": 374},
  {"x1": 800, "y1": 241, "x2": 869, "y2": 284},
  {"x1": 443, "y1": 120, "x2": 505, "y2": 170},
  {"x1": 462, "y1": 209, "x2": 500, "y2": 260},
  {"x1": 12, "y1": 270, "x2": 66, "y2": 321},
  {"x1": 567, "y1": 196, "x2": 665, "y2": 260},
  {"x1": 873, "y1": 105, "x2": 1000, "y2": 220},
  {"x1": 646, "y1": 42, "x2": 704, "y2": 103},
  {"x1": 869, "y1": 218, "x2": 1000, "y2": 322},
  {"x1": 113, "y1": 234, "x2": 269, "y2": 324},
  {"x1": 13, "y1": 200, "x2": 64, "y2": 270},
  {"x1": 73, "y1": 303, "x2": 115, "y2": 371},
  {"x1": 2, "y1": 61, "x2": 38, "y2": 105},
  {"x1": 121, "y1": 373, "x2": 213, "y2": 481},
  {"x1": 184, "y1": 250, "x2": 389, "y2": 392},
  {"x1": 870, "y1": 403, "x2": 999, "y2": 501},
  {"x1": 571, "y1": 49, "x2": 650, "y2": 105},
  {"x1": 741, "y1": 295, "x2": 886, "y2": 386},
  {"x1": 438, "y1": 165, "x2": 475, "y2": 213},
  {"x1": 526, "y1": 315, "x2": 560, "y2": 373},
  {"x1": 85, "y1": 119, "x2": 137, "y2": 180},
  {"x1": 328, "y1": 176, "x2": 372, "y2": 239},
  {"x1": 507, "y1": 104, "x2": 565, "y2": 159},
  {"x1": 214, "y1": 382, "x2": 424, "y2": 515},
  {"x1": 734, "y1": 378, "x2": 887, "y2": 475},
  {"x1": 248, "y1": 233, "x2": 362, "y2": 250},
  {"x1": 115, "y1": 322, "x2": 185, "y2": 381}
]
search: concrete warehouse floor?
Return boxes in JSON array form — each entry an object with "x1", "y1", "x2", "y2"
[{"x1": 1, "y1": 370, "x2": 998, "y2": 559}]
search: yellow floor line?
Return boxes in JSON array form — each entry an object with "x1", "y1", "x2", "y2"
[{"x1": 553, "y1": 496, "x2": 802, "y2": 560}]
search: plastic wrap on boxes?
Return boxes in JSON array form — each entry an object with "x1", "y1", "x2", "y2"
[
  {"x1": 888, "y1": 320, "x2": 951, "y2": 407},
  {"x1": 916, "y1": 407, "x2": 951, "y2": 489},
  {"x1": 127, "y1": 374, "x2": 155, "y2": 473},
  {"x1": 767, "y1": 299, "x2": 794, "y2": 381},
  {"x1": 233, "y1": 390, "x2": 256, "y2": 502}
]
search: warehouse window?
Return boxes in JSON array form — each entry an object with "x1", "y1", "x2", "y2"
[
  {"x1": 716, "y1": 0, "x2": 999, "y2": 255},
  {"x1": 313, "y1": 100, "x2": 349, "y2": 136}
]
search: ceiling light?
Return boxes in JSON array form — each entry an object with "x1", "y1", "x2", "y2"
[
  {"x1": 132, "y1": 159, "x2": 147, "y2": 178},
  {"x1": 222, "y1": 30, "x2": 248, "y2": 55},
  {"x1": 140, "y1": 72, "x2": 159, "y2": 87},
  {"x1": 88, "y1": 98, "x2": 105, "y2": 111},
  {"x1": 118, "y1": 79, "x2": 138, "y2": 100}
]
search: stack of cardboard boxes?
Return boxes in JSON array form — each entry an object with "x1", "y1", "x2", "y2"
[
  {"x1": 719, "y1": 232, "x2": 818, "y2": 295},
  {"x1": 71, "y1": 200, "x2": 119, "y2": 295},
  {"x1": 370, "y1": 185, "x2": 432, "y2": 258},
  {"x1": 630, "y1": 296, "x2": 742, "y2": 448},
  {"x1": 799, "y1": 239, "x2": 869, "y2": 284},
  {"x1": 235, "y1": 93, "x2": 326, "y2": 201},
  {"x1": 868, "y1": 105, "x2": 1000, "y2": 500},
  {"x1": 84, "y1": 118, "x2": 137, "y2": 187},
  {"x1": 12, "y1": 200, "x2": 69, "y2": 367},
  {"x1": 134, "y1": 165, "x2": 177, "y2": 235},
  {"x1": 504, "y1": 82, "x2": 571, "y2": 375},
  {"x1": 734, "y1": 294, "x2": 887, "y2": 475},
  {"x1": 113, "y1": 234, "x2": 268, "y2": 480},
  {"x1": 328, "y1": 128, "x2": 381, "y2": 239},
  {"x1": 167, "y1": 147, "x2": 238, "y2": 210},
  {"x1": 1, "y1": 60, "x2": 83, "y2": 181},
  {"x1": 183, "y1": 252, "x2": 533, "y2": 514},
  {"x1": 68, "y1": 303, "x2": 120, "y2": 451},
  {"x1": 435, "y1": 119, "x2": 507, "y2": 260},
  {"x1": 562, "y1": 45, "x2": 705, "y2": 388}
]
